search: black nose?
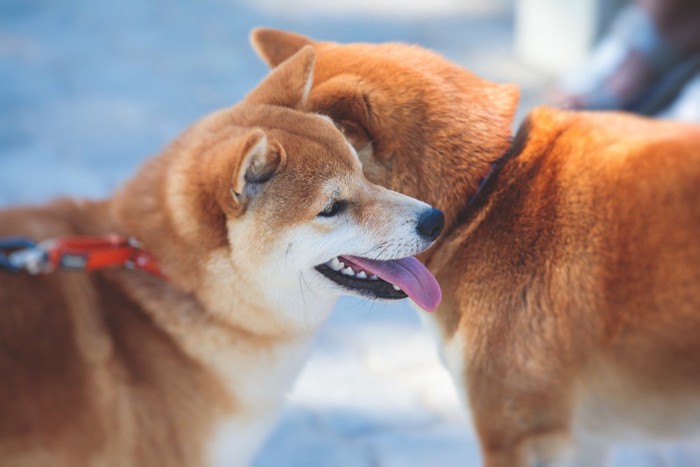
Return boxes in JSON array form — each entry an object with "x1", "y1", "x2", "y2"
[{"x1": 416, "y1": 207, "x2": 445, "y2": 242}]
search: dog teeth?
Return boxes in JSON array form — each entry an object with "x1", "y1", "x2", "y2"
[
  {"x1": 324, "y1": 258, "x2": 375, "y2": 281},
  {"x1": 392, "y1": 284, "x2": 402, "y2": 291},
  {"x1": 326, "y1": 258, "x2": 345, "y2": 271},
  {"x1": 327, "y1": 257, "x2": 344, "y2": 271}
]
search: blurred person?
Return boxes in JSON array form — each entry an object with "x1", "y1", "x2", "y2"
[{"x1": 552, "y1": 0, "x2": 700, "y2": 120}]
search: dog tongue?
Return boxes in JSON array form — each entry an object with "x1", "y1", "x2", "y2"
[{"x1": 342, "y1": 255, "x2": 441, "y2": 312}]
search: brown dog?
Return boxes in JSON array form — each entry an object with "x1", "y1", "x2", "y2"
[
  {"x1": 0, "y1": 47, "x2": 444, "y2": 466},
  {"x1": 252, "y1": 29, "x2": 700, "y2": 466}
]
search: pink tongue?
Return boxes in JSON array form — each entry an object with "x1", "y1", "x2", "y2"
[{"x1": 341, "y1": 255, "x2": 441, "y2": 312}]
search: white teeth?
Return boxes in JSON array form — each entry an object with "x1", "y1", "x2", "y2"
[
  {"x1": 393, "y1": 284, "x2": 402, "y2": 291},
  {"x1": 324, "y1": 258, "x2": 377, "y2": 282},
  {"x1": 326, "y1": 258, "x2": 345, "y2": 271},
  {"x1": 327, "y1": 257, "x2": 344, "y2": 271}
]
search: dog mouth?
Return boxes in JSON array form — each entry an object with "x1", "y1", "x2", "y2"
[{"x1": 315, "y1": 255, "x2": 441, "y2": 312}]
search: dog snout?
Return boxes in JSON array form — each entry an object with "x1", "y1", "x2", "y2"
[{"x1": 416, "y1": 207, "x2": 444, "y2": 242}]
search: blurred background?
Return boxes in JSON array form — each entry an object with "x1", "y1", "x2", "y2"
[{"x1": 1, "y1": 0, "x2": 699, "y2": 465}]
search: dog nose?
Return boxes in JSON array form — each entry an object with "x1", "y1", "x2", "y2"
[{"x1": 416, "y1": 207, "x2": 445, "y2": 242}]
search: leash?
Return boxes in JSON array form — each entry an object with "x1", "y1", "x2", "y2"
[{"x1": 0, "y1": 235, "x2": 163, "y2": 277}]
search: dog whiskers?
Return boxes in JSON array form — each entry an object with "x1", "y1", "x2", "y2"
[
  {"x1": 360, "y1": 135, "x2": 381, "y2": 155},
  {"x1": 298, "y1": 273, "x2": 307, "y2": 316},
  {"x1": 372, "y1": 243, "x2": 392, "y2": 262},
  {"x1": 285, "y1": 242, "x2": 292, "y2": 274},
  {"x1": 299, "y1": 271, "x2": 318, "y2": 300}
]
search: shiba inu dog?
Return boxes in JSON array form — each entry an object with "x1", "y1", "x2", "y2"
[
  {"x1": 0, "y1": 47, "x2": 444, "y2": 467},
  {"x1": 252, "y1": 30, "x2": 700, "y2": 466}
]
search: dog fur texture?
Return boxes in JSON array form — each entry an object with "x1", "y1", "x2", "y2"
[
  {"x1": 0, "y1": 47, "x2": 442, "y2": 467},
  {"x1": 252, "y1": 29, "x2": 700, "y2": 466}
]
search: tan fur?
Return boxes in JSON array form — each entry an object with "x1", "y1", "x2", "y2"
[
  {"x1": 0, "y1": 47, "x2": 440, "y2": 466},
  {"x1": 252, "y1": 29, "x2": 700, "y2": 466}
]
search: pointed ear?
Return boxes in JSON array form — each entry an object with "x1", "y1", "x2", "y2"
[
  {"x1": 306, "y1": 75, "x2": 373, "y2": 152},
  {"x1": 244, "y1": 46, "x2": 315, "y2": 109},
  {"x1": 250, "y1": 28, "x2": 315, "y2": 68},
  {"x1": 483, "y1": 82, "x2": 520, "y2": 132},
  {"x1": 222, "y1": 129, "x2": 285, "y2": 217}
]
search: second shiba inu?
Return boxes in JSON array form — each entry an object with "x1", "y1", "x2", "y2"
[
  {"x1": 0, "y1": 47, "x2": 443, "y2": 466},
  {"x1": 253, "y1": 29, "x2": 700, "y2": 466}
]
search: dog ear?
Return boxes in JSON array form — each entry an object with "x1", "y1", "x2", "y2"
[
  {"x1": 222, "y1": 129, "x2": 285, "y2": 217},
  {"x1": 481, "y1": 82, "x2": 520, "y2": 147},
  {"x1": 244, "y1": 46, "x2": 315, "y2": 109},
  {"x1": 250, "y1": 28, "x2": 315, "y2": 67},
  {"x1": 305, "y1": 75, "x2": 373, "y2": 153}
]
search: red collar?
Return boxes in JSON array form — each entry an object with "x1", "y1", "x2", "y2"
[{"x1": 0, "y1": 235, "x2": 163, "y2": 277}]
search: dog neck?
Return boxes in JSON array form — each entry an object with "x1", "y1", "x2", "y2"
[
  {"x1": 418, "y1": 122, "x2": 526, "y2": 267},
  {"x1": 107, "y1": 265, "x2": 318, "y2": 465},
  {"x1": 113, "y1": 265, "x2": 319, "y2": 358},
  {"x1": 451, "y1": 124, "x2": 529, "y2": 238}
]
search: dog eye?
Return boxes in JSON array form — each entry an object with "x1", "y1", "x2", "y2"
[{"x1": 318, "y1": 200, "x2": 347, "y2": 218}]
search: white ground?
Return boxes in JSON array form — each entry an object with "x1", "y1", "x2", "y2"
[{"x1": 1, "y1": 0, "x2": 699, "y2": 465}]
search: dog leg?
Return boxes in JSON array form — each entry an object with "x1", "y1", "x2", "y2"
[
  {"x1": 482, "y1": 432, "x2": 610, "y2": 467},
  {"x1": 470, "y1": 371, "x2": 578, "y2": 467},
  {"x1": 482, "y1": 448, "x2": 527, "y2": 467}
]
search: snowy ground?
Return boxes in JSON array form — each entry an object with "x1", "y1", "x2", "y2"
[{"x1": 2, "y1": 0, "x2": 699, "y2": 465}]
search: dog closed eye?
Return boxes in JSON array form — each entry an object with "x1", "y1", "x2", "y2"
[{"x1": 318, "y1": 200, "x2": 347, "y2": 218}]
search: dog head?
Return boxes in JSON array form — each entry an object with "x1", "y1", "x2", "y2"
[
  {"x1": 250, "y1": 29, "x2": 519, "y2": 233},
  {"x1": 115, "y1": 47, "x2": 443, "y2": 332}
]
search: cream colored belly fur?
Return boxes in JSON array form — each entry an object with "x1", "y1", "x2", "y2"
[
  {"x1": 179, "y1": 253, "x2": 334, "y2": 466},
  {"x1": 206, "y1": 337, "x2": 315, "y2": 466}
]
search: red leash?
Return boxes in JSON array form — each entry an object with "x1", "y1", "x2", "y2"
[{"x1": 0, "y1": 235, "x2": 163, "y2": 277}]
